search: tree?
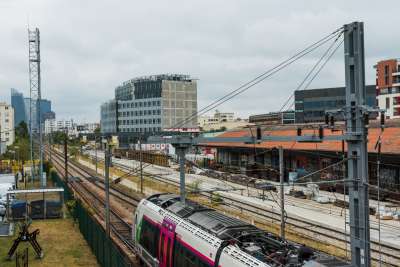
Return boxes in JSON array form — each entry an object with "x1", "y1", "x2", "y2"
[
  {"x1": 2, "y1": 121, "x2": 30, "y2": 161},
  {"x1": 15, "y1": 121, "x2": 29, "y2": 140}
]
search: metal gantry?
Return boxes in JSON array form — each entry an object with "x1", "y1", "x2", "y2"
[
  {"x1": 343, "y1": 22, "x2": 371, "y2": 267},
  {"x1": 147, "y1": 21, "x2": 373, "y2": 266},
  {"x1": 28, "y1": 27, "x2": 44, "y2": 187}
]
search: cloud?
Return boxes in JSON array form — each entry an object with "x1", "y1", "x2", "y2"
[{"x1": 0, "y1": 0, "x2": 399, "y2": 122}]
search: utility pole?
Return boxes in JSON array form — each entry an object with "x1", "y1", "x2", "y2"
[
  {"x1": 104, "y1": 143, "x2": 111, "y2": 239},
  {"x1": 49, "y1": 133, "x2": 52, "y2": 163},
  {"x1": 28, "y1": 27, "x2": 43, "y2": 187},
  {"x1": 95, "y1": 136, "x2": 98, "y2": 174},
  {"x1": 139, "y1": 138, "x2": 143, "y2": 194},
  {"x1": 344, "y1": 21, "x2": 371, "y2": 267},
  {"x1": 64, "y1": 132, "x2": 68, "y2": 181},
  {"x1": 177, "y1": 147, "x2": 187, "y2": 204},
  {"x1": 279, "y1": 146, "x2": 285, "y2": 239},
  {"x1": 104, "y1": 142, "x2": 111, "y2": 267},
  {"x1": 0, "y1": 125, "x2": 2, "y2": 155}
]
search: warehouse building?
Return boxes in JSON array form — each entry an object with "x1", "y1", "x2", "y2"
[{"x1": 200, "y1": 122, "x2": 400, "y2": 200}]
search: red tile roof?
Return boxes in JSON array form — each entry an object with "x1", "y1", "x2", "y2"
[{"x1": 202, "y1": 127, "x2": 400, "y2": 154}]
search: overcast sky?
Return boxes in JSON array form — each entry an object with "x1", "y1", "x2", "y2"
[{"x1": 0, "y1": 1, "x2": 399, "y2": 123}]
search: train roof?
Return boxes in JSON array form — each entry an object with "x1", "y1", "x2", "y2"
[
  {"x1": 146, "y1": 193, "x2": 351, "y2": 267},
  {"x1": 148, "y1": 193, "x2": 259, "y2": 240}
]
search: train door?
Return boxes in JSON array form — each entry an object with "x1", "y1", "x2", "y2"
[{"x1": 158, "y1": 218, "x2": 176, "y2": 267}]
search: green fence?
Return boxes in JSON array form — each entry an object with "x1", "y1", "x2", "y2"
[
  {"x1": 50, "y1": 170, "x2": 73, "y2": 201},
  {"x1": 76, "y1": 202, "x2": 132, "y2": 267},
  {"x1": 50, "y1": 170, "x2": 132, "y2": 267}
]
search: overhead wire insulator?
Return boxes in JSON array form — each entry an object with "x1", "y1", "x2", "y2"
[
  {"x1": 324, "y1": 113, "x2": 330, "y2": 125},
  {"x1": 256, "y1": 127, "x2": 262, "y2": 141},
  {"x1": 380, "y1": 112, "x2": 385, "y2": 128},
  {"x1": 329, "y1": 115, "x2": 335, "y2": 127},
  {"x1": 318, "y1": 126, "x2": 324, "y2": 139},
  {"x1": 363, "y1": 113, "x2": 369, "y2": 127}
]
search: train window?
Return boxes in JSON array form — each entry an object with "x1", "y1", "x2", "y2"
[
  {"x1": 166, "y1": 239, "x2": 171, "y2": 267},
  {"x1": 173, "y1": 240, "x2": 211, "y2": 267},
  {"x1": 139, "y1": 218, "x2": 160, "y2": 258}
]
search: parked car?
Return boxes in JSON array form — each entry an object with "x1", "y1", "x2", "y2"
[{"x1": 255, "y1": 181, "x2": 277, "y2": 192}]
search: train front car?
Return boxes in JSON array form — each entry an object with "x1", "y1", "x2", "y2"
[{"x1": 133, "y1": 194, "x2": 349, "y2": 267}]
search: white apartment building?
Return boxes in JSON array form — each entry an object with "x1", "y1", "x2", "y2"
[
  {"x1": 0, "y1": 102, "x2": 15, "y2": 154},
  {"x1": 44, "y1": 118, "x2": 75, "y2": 134},
  {"x1": 198, "y1": 110, "x2": 236, "y2": 128}
]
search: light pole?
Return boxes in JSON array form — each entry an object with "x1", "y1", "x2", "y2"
[{"x1": 138, "y1": 138, "x2": 143, "y2": 194}]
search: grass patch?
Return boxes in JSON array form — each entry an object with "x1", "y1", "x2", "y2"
[{"x1": 0, "y1": 219, "x2": 99, "y2": 267}]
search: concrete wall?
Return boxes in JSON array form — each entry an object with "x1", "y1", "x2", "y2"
[{"x1": 161, "y1": 80, "x2": 197, "y2": 129}]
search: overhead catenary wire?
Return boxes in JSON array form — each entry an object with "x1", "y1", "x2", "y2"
[
  {"x1": 171, "y1": 28, "x2": 344, "y2": 129},
  {"x1": 278, "y1": 31, "x2": 344, "y2": 113}
]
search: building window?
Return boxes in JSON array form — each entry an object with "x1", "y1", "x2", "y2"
[
  {"x1": 386, "y1": 97, "x2": 390, "y2": 109},
  {"x1": 385, "y1": 65, "x2": 389, "y2": 85}
]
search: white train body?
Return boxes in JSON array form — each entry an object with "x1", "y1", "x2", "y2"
[
  {"x1": 133, "y1": 194, "x2": 347, "y2": 267},
  {"x1": 133, "y1": 196, "x2": 270, "y2": 267}
]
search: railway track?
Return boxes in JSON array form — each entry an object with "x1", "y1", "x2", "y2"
[
  {"x1": 87, "y1": 151, "x2": 400, "y2": 267},
  {"x1": 45, "y1": 148, "x2": 138, "y2": 259}
]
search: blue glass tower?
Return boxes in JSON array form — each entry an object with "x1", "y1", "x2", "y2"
[{"x1": 11, "y1": 88, "x2": 27, "y2": 127}]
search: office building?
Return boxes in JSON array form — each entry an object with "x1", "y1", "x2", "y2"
[
  {"x1": 0, "y1": 103, "x2": 14, "y2": 154},
  {"x1": 100, "y1": 100, "x2": 118, "y2": 134},
  {"x1": 101, "y1": 74, "x2": 197, "y2": 134},
  {"x1": 198, "y1": 110, "x2": 236, "y2": 127},
  {"x1": 11, "y1": 88, "x2": 54, "y2": 130},
  {"x1": 10, "y1": 89, "x2": 26, "y2": 127},
  {"x1": 249, "y1": 111, "x2": 295, "y2": 125},
  {"x1": 375, "y1": 59, "x2": 400, "y2": 119},
  {"x1": 294, "y1": 85, "x2": 376, "y2": 123},
  {"x1": 44, "y1": 118, "x2": 75, "y2": 134},
  {"x1": 198, "y1": 110, "x2": 249, "y2": 131}
]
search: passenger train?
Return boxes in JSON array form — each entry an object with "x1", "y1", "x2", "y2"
[{"x1": 133, "y1": 193, "x2": 349, "y2": 267}]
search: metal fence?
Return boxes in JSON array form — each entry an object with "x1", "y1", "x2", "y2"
[
  {"x1": 50, "y1": 170, "x2": 73, "y2": 201},
  {"x1": 50, "y1": 170, "x2": 132, "y2": 267}
]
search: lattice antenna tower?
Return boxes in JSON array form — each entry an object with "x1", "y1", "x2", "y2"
[{"x1": 28, "y1": 28, "x2": 43, "y2": 185}]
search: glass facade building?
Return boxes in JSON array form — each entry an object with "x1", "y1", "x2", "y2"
[
  {"x1": 295, "y1": 85, "x2": 376, "y2": 123},
  {"x1": 11, "y1": 88, "x2": 27, "y2": 127},
  {"x1": 11, "y1": 88, "x2": 54, "y2": 130}
]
